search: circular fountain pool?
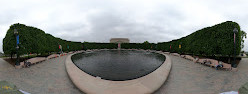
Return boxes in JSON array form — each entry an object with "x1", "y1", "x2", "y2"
[{"x1": 71, "y1": 50, "x2": 166, "y2": 81}]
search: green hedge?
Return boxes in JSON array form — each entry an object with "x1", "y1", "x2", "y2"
[
  {"x1": 3, "y1": 21, "x2": 245, "y2": 57},
  {"x1": 82, "y1": 42, "x2": 157, "y2": 50},
  {"x1": 121, "y1": 43, "x2": 157, "y2": 50},
  {"x1": 3, "y1": 23, "x2": 82, "y2": 56},
  {"x1": 83, "y1": 42, "x2": 117, "y2": 50},
  {"x1": 157, "y1": 21, "x2": 243, "y2": 56}
]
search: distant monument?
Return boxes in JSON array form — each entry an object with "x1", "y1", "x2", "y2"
[
  {"x1": 110, "y1": 38, "x2": 130, "y2": 43},
  {"x1": 110, "y1": 38, "x2": 130, "y2": 49}
]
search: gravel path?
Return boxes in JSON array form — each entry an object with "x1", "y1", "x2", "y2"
[
  {"x1": 1, "y1": 55, "x2": 248, "y2": 94},
  {"x1": 0, "y1": 56, "x2": 83, "y2": 94},
  {"x1": 154, "y1": 55, "x2": 248, "y2": 94}
]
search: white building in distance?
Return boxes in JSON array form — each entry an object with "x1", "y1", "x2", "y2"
[{"x1": 110, "y1": 38, "x2": 130, "y2": 43}]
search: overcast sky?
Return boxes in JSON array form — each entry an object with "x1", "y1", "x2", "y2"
[{"x1": 0, "y1": 0, "x2": 247, "y2": 52}]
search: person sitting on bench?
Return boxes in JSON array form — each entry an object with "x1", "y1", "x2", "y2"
[
  {"x1": 24, "y1": 60, "x2": 31, "y2": 68},
  {"x1": 215, "y1": 61, "x2": 223, "y2": 70}
]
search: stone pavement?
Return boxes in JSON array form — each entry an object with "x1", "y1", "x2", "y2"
[
  {"x1": 1, "y1": 55, "x2": 248, "y2": 94},
  {"x1": 0, "y1": 57, "x2": 83, "y2": 94},
  {"x1": 154, "y1": 55, "x2": 248, "y2": 94},
  {"x1": 0, "y1": 58, "x2": 13, "y2": 71}
]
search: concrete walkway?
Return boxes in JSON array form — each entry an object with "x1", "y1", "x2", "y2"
[
  {"x1": 0, "y1": 57, "x2": 83, "y2": 94},
  {"x1": 1, "y1": 55, "x2": 248, "y2": 94},
  {"x1": 154, "y1": 55, "x2": 248, "y2": 94},
  {"x1": 0, "y1": 58, "x2": 13, "y2": 70}
]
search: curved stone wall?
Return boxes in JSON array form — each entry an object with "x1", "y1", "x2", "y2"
[{"x1": 65, "y1": 50, "x2": 172, "y2": 94}]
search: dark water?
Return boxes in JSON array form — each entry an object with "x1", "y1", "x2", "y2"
[{"x1": 71, "y1": 50, "x2": 166, "y2": 81}]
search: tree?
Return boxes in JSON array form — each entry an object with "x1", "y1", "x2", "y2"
[
  {"x1": 143, "y1": 41, "x2": 149, "y2": 44},
  {"x1": 157, "y1": 21, "x2": 244, "y2": 56},
  {"x1": 3, "y1": 23, "x2": 83, "y2": 56},
  {"x1": 241, "y1": 30, "x2": 247, "y2": 49}
]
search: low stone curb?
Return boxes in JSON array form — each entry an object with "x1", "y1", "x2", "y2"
[{"x1": 65, "y1": 50, "x2": 172, "y2": 94}]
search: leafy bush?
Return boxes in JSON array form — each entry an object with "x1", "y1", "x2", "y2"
[
  {"x1": 83, "y1": 42, "x2": 117, "y2": 50},
  {"x1": 3, "y1": 23, "x2": 82, "y2": 56},
  {"x1": 121, "y1": 42, "x2": 157, "y2": 50},
  {"x1": 3, "y1": 21, "x2": 245, "y2": 57},
  {"x1": 157, "y1": 21, "x2": 243, "y2": 56}
]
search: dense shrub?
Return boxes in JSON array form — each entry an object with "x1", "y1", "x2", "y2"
[
  {"x1": 157, "y1": 21, "x2": 244, "y2": 56},
  {"x1": 121, "y1": 43, "x2": 157, "y2": 50},
  {"x1": 83, "y1": 42, "x2": 117, "y2": 50},
  {"x1": 3, "y1": 21, "x2": 245, "y2": 57},
  {"x1": 3, "y1": 23, "x2": 82, "y2": 56}
]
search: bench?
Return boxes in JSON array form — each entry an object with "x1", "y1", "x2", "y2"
[
  {"x1": 222, "y1": 63, "x2": 232, "y2": 70},
  {"x1": 184, "y1": 55, "x2": 195, "y2": 61},
  {"x1": 180, "y1": 55, "x2": 186, "y2": 58},
  {"x1": 60, "y1": 53, "x2": 67, "y2": 57},
  {"x1": 47, "y1": 54, "x2": 59, "y2": 60},
  {"x1": 196, "y1": 58, "x2": 232, "y2": 70},
  {"x1": 206, "y1": 59, "x2": 219, "y2": 67},
  {"x1": 171, "y1": 53, "x2": 180, "y2": 57},
  {"x1": 68, "y1": 52, "x2": 74, "y2": 54},
  {"x1": 164, "y1": 52, "x2": 170, "y2": 54},
  {"x1": 22, "y1": 57, "x2": 46, "y2": 65}
]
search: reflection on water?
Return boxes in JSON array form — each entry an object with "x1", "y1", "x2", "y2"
[{"x1": 72, "y1": 50, "x2": 166, "y2": 81}]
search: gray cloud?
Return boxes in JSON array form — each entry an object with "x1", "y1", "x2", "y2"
[{"x1": 0, "y1": 0, "x2": 248, "y2": 52}]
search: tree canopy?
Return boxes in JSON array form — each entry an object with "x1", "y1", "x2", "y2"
[
  {"x1": 3, "y1": 21, "x2": 246, "y2": 57},
  {"x1": 157, "y1": 21, "x2": 244, "y2": 56},
  {"x1": 3, "y1": 23, "x2": 82, "y2": 56}
]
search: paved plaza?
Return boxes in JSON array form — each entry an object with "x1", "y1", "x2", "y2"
[
  {"x1": 0, "y1": 57, "x2": 83, "y2": 94},
  {"x1": 155, "y1": 55, "x2": 248, "y2": 94},
  {"x1": 0, "y1": 55, "x2": 248, "y2": 94}
]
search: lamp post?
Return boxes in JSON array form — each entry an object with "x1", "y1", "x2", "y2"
[
  {"x1": 14, "y1": 29, "x2": 20, "y2": 66},
  {"x1": 232, "y1": 28, "x2": 238, "y2": 68}
]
